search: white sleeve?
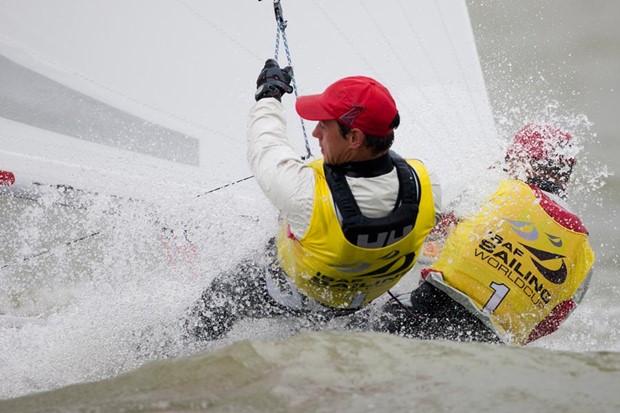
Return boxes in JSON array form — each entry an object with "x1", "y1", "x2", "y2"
[{"x1": 246, "y1": 98, "x2": 315, "y2": 238}]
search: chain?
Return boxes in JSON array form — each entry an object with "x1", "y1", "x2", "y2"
[{"x1": 270, "y1": 0, "x2": 312, "y2": 160}]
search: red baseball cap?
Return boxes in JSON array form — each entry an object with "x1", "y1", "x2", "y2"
[
  {"x1": 295, "y1": 76, "x2": 398, "y2": 137},
  {"x1": 506, "y1": 124, "x2": 575, "y2": 166}
]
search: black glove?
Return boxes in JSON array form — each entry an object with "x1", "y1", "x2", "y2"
[{"x1": 255, "y1": 59, "x2": 294, "y2": 101}]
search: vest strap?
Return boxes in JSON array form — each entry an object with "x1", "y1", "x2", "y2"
[{"x1": 323, "y1": 151, "x2": 421, "y2": 247}]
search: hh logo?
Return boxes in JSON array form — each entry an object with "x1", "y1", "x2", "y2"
[{"x1": 506, "y1": 219, "x2": 567, "y2": 285}]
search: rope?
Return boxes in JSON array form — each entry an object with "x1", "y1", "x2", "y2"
[
  {"x1": 387, "y1": 290, "x2": 417, "y2": 317},
  {"x1": 0, "y1": 229, "x2": 103, "y2": 270},
  {"x1": 358, "y1": 1, "x2": 453, "y2": 142},
  {"x1": 194, "y1": 175, "x2": 254, "y2": 198},
  {"x1": 269, "y1": 0, "x2": 313, "y2": 160}
]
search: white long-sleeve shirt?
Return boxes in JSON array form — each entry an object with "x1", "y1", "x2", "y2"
[{"x1": 247, "y1": 98, "x2": 442, "y2": 238}]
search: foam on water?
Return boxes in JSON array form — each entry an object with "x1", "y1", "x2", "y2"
[{"x1": 0, "y1": 180, "x2": 278, "y2": 399}]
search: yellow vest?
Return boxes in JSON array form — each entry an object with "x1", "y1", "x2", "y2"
[
  {"x1": 277, "y1": 158, "x2": 435, "y2": 309},
  {"x1": 431, "y1": 179, "x2": 594, "y2": 344}
]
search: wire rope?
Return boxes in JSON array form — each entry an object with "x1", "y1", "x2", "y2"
[
  {"x1": 271, "y1": 0, "x2": 313, "y2": 160},
  {"x1": 430, "y1": 0, "x2": 493, "y2": 135},
  {"x1": 393, "y1": 0, "x2": 478, "y2": 140},
  {"x1": 310, "y1": 0, "x2": 437, "y2": 142},
  {"x1": 358, "y1": 1, "x2": 459, "y2": 142}
]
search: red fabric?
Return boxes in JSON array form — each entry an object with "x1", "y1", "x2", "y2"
[
  {"x1": 286, "y1": 224, "x2": 296, "y2": 240},
  {"x1": 506, "y1": 124, "x2": 575, "y2": 166},
  {"x1": 431, "y1": 212, "x2": 460, "y2": 238},
  {"x1": 420, "y1": 268, "x2": 440, "y2": 281},
  {"x1": 0, "y1": 170, "x2": 15, "y2": 186},
  {"x1": 530, "y1": 185, "x2": 588, "y2": 234},
  {"x1": 526, "y1": 299, "x2": 577, "y2": 344},
  {"x1": 295, "y1": 76, "x2": 397, "y2": 137}
]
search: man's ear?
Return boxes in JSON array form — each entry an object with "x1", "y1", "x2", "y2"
[{"x1": 348, "y1": 128, "x2": 365, "y2": 148}]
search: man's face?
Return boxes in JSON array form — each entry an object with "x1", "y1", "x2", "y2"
[{"x1": 312, "y1": 120, "x2": 353, "y2": 165}]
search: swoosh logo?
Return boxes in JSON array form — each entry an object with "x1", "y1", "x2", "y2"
[
  {"x1": 519, "y1": 243, "x2": 567, "y2": 284},
  {"x1": 380, "y1": 250, "x2": 400, "y2": 260},
  {"x1": 546, "y1": 233, "x2": 563, "y2": 248},
  {"x1": 505, "y1": 219, "x2": 539, "y2": 241}
]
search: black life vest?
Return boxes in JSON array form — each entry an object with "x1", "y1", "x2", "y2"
[{"x1": 323, "y1": 151, "x2": 421, "y2": 248}]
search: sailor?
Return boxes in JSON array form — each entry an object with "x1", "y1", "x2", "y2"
[
  {"x1": 373, "y1": 124, "x2": 595, "y2": 345},
  {"x1": 186, "y1": 59, "x2": 441, "y2": 340}
]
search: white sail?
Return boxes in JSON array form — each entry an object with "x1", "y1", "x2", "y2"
[{"x1": 0, "y1": 0, "x2": 498, "y2": 203}]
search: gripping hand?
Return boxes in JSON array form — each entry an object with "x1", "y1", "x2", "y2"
[{"x1": 255, "y1": 59, "x2": 294, "y2": 101}]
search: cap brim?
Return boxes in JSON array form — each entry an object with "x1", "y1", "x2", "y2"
[{"x1": 295, "y1": 94, "x2": 335, "y2": 121}]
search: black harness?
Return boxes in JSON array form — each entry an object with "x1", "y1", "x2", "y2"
[{"x1": 323, "y1": 151, "x2": 421, "y2": 248}]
